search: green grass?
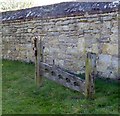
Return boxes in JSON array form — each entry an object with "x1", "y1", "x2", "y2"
[{"x1": 2, "y1": 60, "x2": 120, "y2": 114}]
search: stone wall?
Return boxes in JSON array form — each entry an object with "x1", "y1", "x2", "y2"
[{"x1": 1, "y1": 10, "x2": 119, "y2": 79}]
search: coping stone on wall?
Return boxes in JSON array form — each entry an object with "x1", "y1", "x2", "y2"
[{"x1": 1, "y1": 1, "x2": 120, "y2": 22}]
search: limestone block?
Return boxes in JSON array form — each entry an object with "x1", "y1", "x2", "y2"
[
  {"x1": 86, "y1": 47, "x2": 92, "y2": 53},
  {"x1": 64, "y1": 60, "x2": 74, "y2": 68},
  {"x1": 101, "y1": 28, "x2": 111, "y2": 37},
  {"x1": 45, "y1": 32, "x2": 54, "y2": 36},
  {"x1": 26, "y1": 44, "x2": 32, "y2": 49},
  {"x1": 49, "y1": 39, "x2": 59, "y2": 45},
  {"x1": 56, "y1": 20, "x2": 62, "y2": 25},
  {"x1": 7, "y1": 50, "x2": 11, "y2": 54},
  {"x1": 111, "y1": 20, "x2": 118, "y2": 27},
  {"x1": 15, "y1": 46, "x2": 19, "y2": 51},
  {"x1": 62, "y1": 25, "x2": 69, "y2": 31},
  {"x1": 99, "y1": 68, "x2": 118, "y2": 79},
  {"x1": 112, "y1": 71, "x2": 119, "y2": 78},
  {"x1": 19, "y1": 45, "x2": 26, "y2": 51},
  {"x1": 77, "y1": 37, "x2": 85, "y2": 52},
  {"x1": 49, "y1": 48, "x2": 60, "y2": 55},
  {"x1": 69, "y1": 23, "x2": 78, "y2": 31},
  {"x1": 55, "y1": 59, "x2": 64, "y2": 67},
  {"x1": 101, "y1": 43, "x2": 118, "y2": 55},
  {"x1": 88, "y1": 23, "x2": 99, "y2": 30},
  {"x1": 111, "y1": 26, "x2": 118, "y2": 34},
  {"x1": 102, "y1": 16, "x2": 112, "y2": 21},
  {"x1": 16, "y1": 28, "x2": 22, "y2": 33},
  {"x1": 97, "y1": 54, "x2": 112, "y2": 72},
  {"x1": 84, "y1": 33, "x2": 92, "y2": 39},
  {"x1": 62, "y1": 20, "x2": 70, "y2": 25},
  {"x1": 98, "y1": 36, "x2": 110, "y2": 43},
  {"x1": 67, "y1": 46, "x2": 78, "y2": 54},
  {"x1": 111, "y1": 57, "x2": 118, "y2": 69},
  {"x1": 47, "y1": 26, "x2": 54, "y2": 32},
  {"x1": 87, "y1": 17, "x2": 98, "y2": 22},
  {"x1": 63, "y1": 54, "x2": 73, "y2": 59},
  {"x1": 28, "y1": 29, "x2": 32, "y2": 33},
  {"x1": 77, "y1": 59, "x2": 85, "y2": 69},
  {"x1": 94, "y1": 33, "x2": 100, "y2": 39},
  {"x1": 32, "y1": 28, "x2": 37, "y2": 33},
  {"x1": 110, "y1": 33, "x2": 118, "y2": 43},
  {"x1": 55, "y1": 25, "x2": 62, "y2": 31},
  {"x1": 44, "y1": 47, "x2": 49, "y2": 54},
  {"x1": 2, "y1": 27, "x2": 9, "y2": 33},
  {"x1": 98, "y1": 71, "x2": 110, "y2": 78},
  {"x1": 77, "y1": 22, "x2": 89, "y2": 30},
  {"x1": 91, "y1": 44, "x2": 99, "y2": 54},
  {"x1": 103, "y1": 21, "x2": 111, "y2": 29}
]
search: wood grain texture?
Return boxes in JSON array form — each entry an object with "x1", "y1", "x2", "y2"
[
  {"x1": 40, "y1": 62, "x2": 85, "y2": 94},
  {"x1": 35, "y1": 36, "x2": 43, "y2": 87},
  {"x1": 85, "y1": 52, "x2": 96, "y2": 99}
]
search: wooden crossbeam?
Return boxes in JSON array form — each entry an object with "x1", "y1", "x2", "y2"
[{"x1": 40, "y1": 62, "x2": 85, "y2": 94}]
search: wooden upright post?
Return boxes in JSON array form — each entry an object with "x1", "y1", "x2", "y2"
[
  {"x1": 34, "y1": 36, "x2": 43, "y2": 87},
  {"x1": 85, "y1": 52, "x2": 96, "y2": 99}
]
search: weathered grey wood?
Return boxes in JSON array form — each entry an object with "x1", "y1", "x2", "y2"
[
  {"x1": 85, "y1": 52, "x2": 96, "y2": 99},
  {"x1": 34, "y1": 36, "x2": 43, "y2": 87},
  {"x1": 34, "y1": 37, "x2": 37, "y2": 85},
  {"x1": 39, "y1": 38, "x2": 44, "y2": 62},
  {"x1": 39, "y1": 62, "x2": 85, "y2": 94}
]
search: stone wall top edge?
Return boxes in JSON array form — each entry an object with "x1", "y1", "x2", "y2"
[
  {"x1": 1, "y1": 9, "x2": 118, "y2": 24},
  {"x1": 1, "y1": 1, "x2": 119, "y2": 22}
]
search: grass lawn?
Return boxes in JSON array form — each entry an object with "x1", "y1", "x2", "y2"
[{"x1": 2, "y1": 60, "x2": 120, "y2": 114}]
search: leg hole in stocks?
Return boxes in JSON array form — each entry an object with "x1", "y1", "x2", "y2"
[
  {"x1": 66, "y1": 78, "x2": 70, "y2": 83},
  {"x1": 58, "y1": 74, "x2": 63, "y2": 79},
  {"x1": 45, "y1": 68, "x2": 49, "y2": 72},
  {"x1": 74, "y1": 82, "x2": 79, "y2": 87},
  {"x1": 51, "y1": 71, "x2": 56, "y2": 76}
]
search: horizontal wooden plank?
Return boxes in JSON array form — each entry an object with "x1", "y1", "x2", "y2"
[{"x1": 40, "y1": 62, "x2": 85, "y2": 94}]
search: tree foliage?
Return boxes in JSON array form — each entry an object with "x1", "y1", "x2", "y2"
[{"x1": 0, "y1": 0, "x2": 33, "y2": 12}]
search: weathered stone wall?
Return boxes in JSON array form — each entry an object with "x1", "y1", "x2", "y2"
[{"x1": 1, "y1": 11, "x2": 119, "y2": 79}]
